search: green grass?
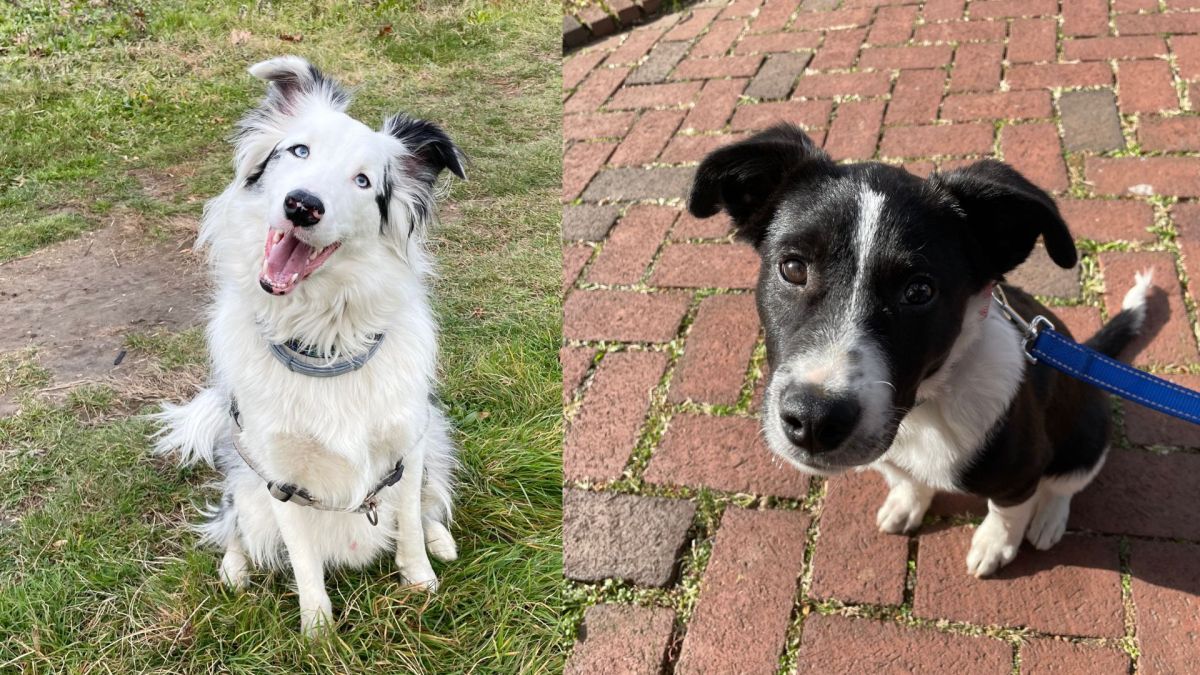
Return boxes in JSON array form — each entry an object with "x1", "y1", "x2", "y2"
[{"x1": 0, "y1": 1, "x2": 561, "y2": 672}]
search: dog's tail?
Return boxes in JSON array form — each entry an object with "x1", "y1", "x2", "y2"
[
  {"x1": 419, "y1": 406, "x2": 459, "y2": 562},
  {"x1": 420, "y1": 408, "x2": 456, "y2": 526},
  {"x1": 149, "y1": 387, "x2": 231, "y2": 468},
  {"x1": 1085, "y1": 269, "x2": 1154, "y2": 359}
]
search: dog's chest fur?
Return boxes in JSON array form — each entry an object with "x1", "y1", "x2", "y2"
[
  {"x1": 207, "y1": 276, "x2": 436, "y2": 502},
  {"x1": 879, "y1": 288, "x2": 1111, "y2": 503},
  {"x1": 877, "y1": 303, "x2": 1027, "y2": 492}
]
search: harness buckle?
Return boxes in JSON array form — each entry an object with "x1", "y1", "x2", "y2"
[{"x1": 268, "y1": 481, "x2": 297, "y2": 502}]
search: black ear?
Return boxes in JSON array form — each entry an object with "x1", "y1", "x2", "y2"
[
  {"x1": 383, "y1": 114, "x2": 467, "y2": 184},
  {"x1": 931, "y1": 160, "x2": 1077, "y2": 278},
  {"x1": 688, "y1": 124, "x2": 834, "y2": 246}
]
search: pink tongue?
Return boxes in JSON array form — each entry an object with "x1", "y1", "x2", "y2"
[{"x1": 265, "y1": 231, "x2": 314, "y2": 286}]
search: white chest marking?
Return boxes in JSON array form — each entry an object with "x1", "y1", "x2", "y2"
[{"x1": 877, "y1": 301, "x2": 1026, "y2": 491}]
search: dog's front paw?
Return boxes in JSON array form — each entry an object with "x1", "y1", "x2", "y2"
[
  {"x1": 966, "y1": 516, "x2": 1021, "y2": 578},
  {"x1": 1027, "y1": 495, "x2": 1070, "y2": 551},
  {"x1": 876, "y1": 484, "x2": 932, "y2": 534},
  {"x1": 219, "y1": 548, "x2": 250, "y2": 590},
  {"x1": 401, "y1": 567, "x2": 439, "y2": 592},
  {"x1": 424, "y1": 520, "x2": 458, "y2": 562},
  {"x1": 299, "y1": 595, "x2": 334, "y2": 638},
  {"x1": 397, "y1": 552, "x2": 439, "y2": 592}
]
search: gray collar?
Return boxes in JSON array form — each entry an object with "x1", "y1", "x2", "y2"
[{"x1": 268, "y1": 333, "x2": 386, "y2": 377}]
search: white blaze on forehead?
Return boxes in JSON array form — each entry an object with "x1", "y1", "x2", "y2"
[{"x1": 849, "y1": 187, "x2": 886, "y2": 318}]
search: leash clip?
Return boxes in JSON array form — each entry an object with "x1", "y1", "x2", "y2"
[
  {"x1": 363, "y1": 498, "x2": 380, "y2": 527},
  {"x1": 991, "y1": 285, "x2": 1053, "y2": 364}
]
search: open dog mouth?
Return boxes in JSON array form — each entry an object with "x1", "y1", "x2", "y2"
[{"x1": 258, "y1": 228, "x2": 340, "y2": 295}]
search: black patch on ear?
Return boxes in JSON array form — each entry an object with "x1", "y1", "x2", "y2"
[
  {"x1": 383, "y1": 114, "x2": 467, "y2": 184},
  {"x1": 931, "y1": 159, "x2": 1077, "y2": 279},
  {"x1": 244, "y1": 145, "x2": 280, "y2": 188},
  {"x1": 688, "y1": 124, "x2": 835, "y2": 246},
  {"x1": 376, "y1": 166, "x2": 392, "y2": 230}
]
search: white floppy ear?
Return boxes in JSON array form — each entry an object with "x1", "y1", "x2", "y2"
[
  {"x1": 247, "y1": 55, "x2": 314, "y2": 82},
  {"x1": 232, "y1": 56, "x2": 352, "y2": 186},
  {"x1": 246, "y1": 56, "x2": 350, "y2": 113}
]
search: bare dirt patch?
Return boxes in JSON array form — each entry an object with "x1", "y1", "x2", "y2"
[
  {"x1": 0, "y1": 220, "x2": 208, "y2": 383},
  {"x1": 130, "y1": 162, "x2": 207, "y2": 203}
]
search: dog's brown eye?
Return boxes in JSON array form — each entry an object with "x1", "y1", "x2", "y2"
[
  {"x1": 902, "y1": 279, "x2": 936, "y2": 305},
  {"x1": 780, "y1": 258, "x2": 808, "y2": 286}
]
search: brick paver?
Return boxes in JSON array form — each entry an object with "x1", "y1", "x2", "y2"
[
  {"x1": 586, "y1": 205, "x2": 677, "y2": 284},
  {"x1": 1058, "y1": 89, "x2": 1125, "y2": 152},
  {"x1": 1071, "y1": 449, "x2": 1200, "y2": 540},
  {"x1": 565, "y1": 604, "x2": 676, "y2": 675},
  {"x1": 798, "y1": 615, "x2": 1012, "y2": 672},
  {"x1": 808, "y1": 471, "x2": 910, "y2": 606},
  {"x1": 564, "y1": 0, "x2": 1200, "y2": 670},
  {"x1": 668, "y1": 294, "x2": 759, "y2": 405},
  {"x1": 676, "y1": 507, "x2": 809, "y2": 675},
  {"x1": 1129, "y1": 540, "x2": 1200, "y2": 674},
  {"x1": 1019, "y1": 639, "x2": 1132, "y2": 674},
  {"x1": 563, "y1": 489, "x2": 697, "y2": 586},
  {"x1": 915, "y1": 528, "x2": 1125, "y2": 636},
  {"x1": 646, "y1": 414, "x2": 813, "y2": 498}
]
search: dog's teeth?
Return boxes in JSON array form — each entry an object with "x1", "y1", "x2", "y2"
[
  {"x1": 274, "y1": 231, "x2": 284, "y2": 244},
  {"x1": 290, "y1": 273, "x2": 299, "y2": 283},
  {"x1": 261, "y1": 258, "x2": 269, "y2": 277},
  {"x1": 309, "y1": 248, "x2": 318, "y2": 262}
]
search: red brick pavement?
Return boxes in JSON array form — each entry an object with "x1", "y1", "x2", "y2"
[{"x1": 563, "y1": 0, "x2": 1200, "y2": 670}]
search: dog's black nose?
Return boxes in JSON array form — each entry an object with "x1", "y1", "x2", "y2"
[
  {"x1": 284, "y1": 189, "x2": 324, "y2": 227},
  {"x1": 778, "y1": 385, "x2": 862, "y2": 454}
]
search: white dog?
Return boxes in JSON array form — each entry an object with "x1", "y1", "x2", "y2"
[{"x1": 153, "y1": 56, "x2": 465, "y2": 635}]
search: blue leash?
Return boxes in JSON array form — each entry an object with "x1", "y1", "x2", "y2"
[{"x1": 992, "y1": 287, "x2": 1200, "y2": 425}]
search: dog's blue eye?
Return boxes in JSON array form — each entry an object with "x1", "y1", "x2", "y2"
[
  {"x1": 289, "y1": 144, "x2": 309, "y2": 158},
  {"x1": 355, "y1": 174, "x2": 371, "y2": 189},
  {"x1": 902, "y1": 279, "x2": 936, "y2": 305},
  {"x1": 780, "y1": 258, "x2": 808, "y2": 286}
]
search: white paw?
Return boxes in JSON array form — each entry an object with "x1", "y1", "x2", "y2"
[
  {"x1": 1027, "y1": 495, "x2": 1070, "y2": 551},
  {"x1": 876, "y1": 485, "x2": 932, "y2": 534},
  {"x1": 401, "y1": 565, "x2": 439, "y2": 592},
  {"x1": 299, "y1": 595, "x2": 334, "y2": 638},
  {"x1": 966, "y1": 516, "x2": 1022, "y2": 578},
  {"x1": 424, "y1": 521, "x2": 458, "y2": 562},
  {"x1": 397, "y1": 550, "x2": 439, "y2": 592},
  {"x1": 219, "y1": 549, "x2": 250, "y2": 590}
]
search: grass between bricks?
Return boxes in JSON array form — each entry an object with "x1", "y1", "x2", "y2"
[{"x1": 0, "y1": 1, "x2": 561, "y2": 672}]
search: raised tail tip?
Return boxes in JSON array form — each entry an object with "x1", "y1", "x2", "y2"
[{"x1": 1120, "y1": 267, "x2": 1155, "y2": 329}]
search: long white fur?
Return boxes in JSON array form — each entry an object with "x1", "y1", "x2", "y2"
[{"x1": 151, "y1": 57, "x2": 458, "y2": 635}]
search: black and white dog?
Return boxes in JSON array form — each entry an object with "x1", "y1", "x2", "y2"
[
  {"x1": 689, "y1": 125, "x2": 1152, "y2": 577},
  {"x1": 153, "y1": 57, "x2": 465, "y2": 634}
]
